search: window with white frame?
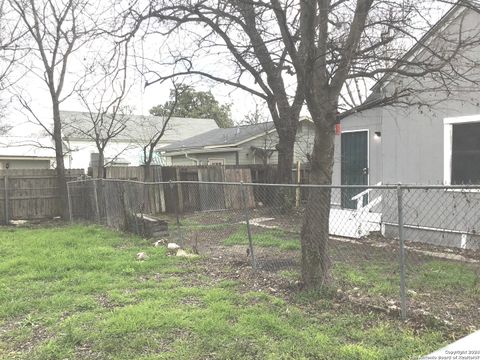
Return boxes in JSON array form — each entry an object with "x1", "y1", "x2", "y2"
[
  {"x1": 444, "y1": 115, "x2": 480, "y2": 184},
  {"x1": 207, "y1": 158, "x2": 225, "y2": 166}
]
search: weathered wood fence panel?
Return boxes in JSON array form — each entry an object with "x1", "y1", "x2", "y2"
[
  {"x1": 102, "y1": 165, "x2": 259, "y2": 213},
  {"x1": 224, "y1": 168, "x2": 255, "y2": 209},
  {"x1": 103, "y1": 166, "x2": 166, "y2": 213},
  {"x1": 0, "y1": 169, "x2": 84, "y2": 223},
  {"x1": 198, "y1": 167, "x2": 226, "y2": 211}
]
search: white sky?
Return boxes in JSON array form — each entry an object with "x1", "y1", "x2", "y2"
[
  {"x1": 1, "y1": 0, "x2": 450, "y2": 138},
  {"x1": 3, "y1": 55, "x2": 258, "y2": 138}
]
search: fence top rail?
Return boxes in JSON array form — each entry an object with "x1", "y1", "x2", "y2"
[
  {"x1": 67, "y1": 178, "x2": 480, "y2": 190},
  {"x1": 66, "y1": 178, "x2": 167, "y2": 185}
]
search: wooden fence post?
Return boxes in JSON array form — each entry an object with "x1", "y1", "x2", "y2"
[
  {"x1": 103, "y1": 179, "x2": 110, "y2": 226},
  {"x1": 93, "y1": 179, "x2": 100, "y2": 223},
  {"x1": 67, "y1": 181, "x2": 73, "y2": 223},
  {"x1": 4, "y1": 175, "x2": 9, "y2": 225},
  {"x1": 295, "y1": 161, "x2": 301, "y2": 208}
]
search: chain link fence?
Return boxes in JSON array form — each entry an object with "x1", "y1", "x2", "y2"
[{"x1": 67, "y1": 179, "x2": 480, "y2": 327}]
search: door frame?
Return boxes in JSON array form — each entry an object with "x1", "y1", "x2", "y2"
[{"x1": 340, "y1": 129, "x2": 370, "y2": 187}]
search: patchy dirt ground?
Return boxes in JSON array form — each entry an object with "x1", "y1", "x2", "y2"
[
  {"x1": 168, "y1": 210, "x2": 480, "y2": 336},
  {"x1": 167, "y1": 250, "x2": 477, "y2": 340}
]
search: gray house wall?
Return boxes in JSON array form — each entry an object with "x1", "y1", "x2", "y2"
[
  {"x1": 0, "y1": 159, "x2": 52, "y2": 169},
  {"x1": 379, "y1": 6, "x2": 480, "y2": 184},
  {"x1": 380, "y1": 101, "x2": 480, "y2": 184},
  {"x1": 333, "y1": 7, "x2": 480, "y2": 249},
  {"x1": 334, "y1": 7, "x2": 480, "y2": 185}
]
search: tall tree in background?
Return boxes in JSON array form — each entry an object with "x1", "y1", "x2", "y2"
[
  {"x1": 127, "y1": 4, "x2": 304, "y2": 184},
  {"x1": 149, "y1": 85, "x2": 233, "y2": 128},
  {"x1": 130, "y1": 0, "x2": 480, "y2": 288},
  {"x1": 10, "y1": 0, "x2": 100, "y2": 217}
]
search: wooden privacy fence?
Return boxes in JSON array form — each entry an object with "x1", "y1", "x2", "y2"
[
  {"x1": 98, "y1": 164, "x2": 314, "y2": 212},
  {"x1": 161, "y1": 166, "x2": 255, "y2": 213},
  {"x1": 101, "y1": 165, "x2": 256, "y2": 213},
  {"x1": 0, "y1": 169, "x2": 84, "y2": 224},
  {"x1": 104, "y1": 166, "x2": 165, "y2": 214}
]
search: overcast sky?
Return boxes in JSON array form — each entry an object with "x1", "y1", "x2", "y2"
[
  {"x1": 1, "y1": 0, "x2": 450, "y2": 139},
  {"x1": 3, "y1": 54, "x2": 259, "y2": 138}
]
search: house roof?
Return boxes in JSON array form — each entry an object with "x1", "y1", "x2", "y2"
[
  {"x1": 371, "y1": 2, "x2": 473, "y2": 93},
  {"x1": 0, "y1": 137, "x2": 55, "y2": 160},
  {"x1": 60, "y1": 111, "x2": 218, "y2": 145},
  {"x1": 161, "y1": 122, "x2": 276, "y2": 153}
]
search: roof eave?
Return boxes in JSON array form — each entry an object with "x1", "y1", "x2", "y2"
[
  {"x1": 370, "y1": 2, "x2": 467, "y2": 93},
  {"x1": 163, "y1": 147, "x2": 243, "y2": 156}
]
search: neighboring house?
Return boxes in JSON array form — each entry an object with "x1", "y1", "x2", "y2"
[
  {"x1": 61, "y1": 111, "x2": 218, "y2": 171},
  {"x1": 333, "y1": 4, "x2": 480, "y2": 249},
  {"x1": 0, "y1": 137, "x2": 55, "y2": 169},
  {"x1": 162, "y1": 118, "x2": 315, "y2": 166}
]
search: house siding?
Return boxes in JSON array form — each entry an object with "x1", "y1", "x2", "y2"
[
  {"x1": 337, "y1": 7, "x2": 480, "y2": 186},
  {"x1": 333, "y1": 8, "x2": 480, "y2": 248},
  {"x1": 0, "y1": 159, "x2": 51, "y2": 169},
  {"x1": 170, "y1": 151, "x2": 239, "y2": 166}
]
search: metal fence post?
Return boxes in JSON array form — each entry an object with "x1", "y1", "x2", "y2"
[
  {"x1": 93, "y1": 179, "x2": 100, "y2": 223},
  {"x1": 66, "y1": 181, "x2": 73, "y2": 223},
  {"x1": 397, "y1": 184, "x2": 407, "y2": 320},
  {"x1": 241, "y1": 182, "x2": 256, "y2": 270},
  {"x1": 3, "y1": 175, "x2": 9, "y2": 225},
  {"x1": 170, "y1": 181, "x2": 183, "y2": 247}
]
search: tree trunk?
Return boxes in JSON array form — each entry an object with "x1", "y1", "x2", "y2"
[
  {"x1": 275, "y1": 129, "x2": 296, "y2": 184},
  {"x1": 273, "y1": 128, "x2": 296, "y2": 210},
  {"x1": 52, "y1": 101, "x2": 69, "y2": 219},
  {"x1": 97, "y1": 151, "x2": 105, "y2": 179},
  {"x1": 143, "y1": 162, "x2": 152, "y2": 182},
  {"x1": 300, "y1": 119, "x2": 336, "y2": 289}
]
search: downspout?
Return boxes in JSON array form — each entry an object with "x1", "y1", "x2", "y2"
[{"x1": 184, "y1": 152, "x2": 199, "y2": 165}]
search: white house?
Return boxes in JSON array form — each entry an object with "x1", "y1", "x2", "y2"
[
  {"x1": 0, "y1": 137, "x2": 56, "y2": 169},
  {"x1": 60, "y1": 111, "x2": 219, "y2": 171}
]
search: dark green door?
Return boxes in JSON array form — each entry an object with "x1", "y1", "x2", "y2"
[{"x1": 341, "y1": 131, "x2": 368, "y2": 209}]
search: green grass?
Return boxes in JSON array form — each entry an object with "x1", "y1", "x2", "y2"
[
  {"x1": 223, "y1": 227, "x2": 301, "y2": 251},
  {"x1": 410, "y1": 260, "x2": 479, "y2": 293},
  {"x1": 332, "y1": 257, "x2": 479, "y2": 298},
  {"x1": 0, "y1": 225, "x2": 449, "y2": 359}
]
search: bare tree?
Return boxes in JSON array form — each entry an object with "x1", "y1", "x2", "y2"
[
  {"x1": 134, "y1": 82, "x2": 181, "y2": 181},
  {"x1": 9, "y1": 0, "x2": 100, "y2": 217},
  {"x1": 125, "y1": 1, "x2": 306, "y2": 184},
  {"x1": 0, "y1": 0, "x2": 26, "y2": 133},
  {"x1": 297, "y1": 0, "x2": 480, "y2": 287},
  {"x1": 127, "y1": 0, "x2": 480, "y2": 288},
  {"x1": 64, "y1": 45, "x2": 131, "y2": 178}
]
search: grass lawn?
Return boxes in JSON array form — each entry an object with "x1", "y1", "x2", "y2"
[
  {"x1": 222, "y1": 227, "x2": 479, "y2": 301},
  {"x1": 223, "y1": 227, "x2": 301, "y2": 251},
  {"x1": 0, "y1": 225, "x2": 451, "y2": 359}
]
